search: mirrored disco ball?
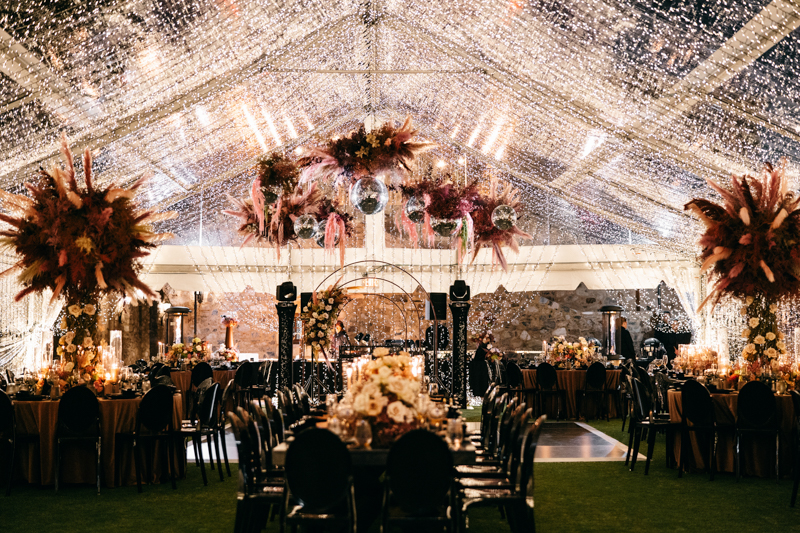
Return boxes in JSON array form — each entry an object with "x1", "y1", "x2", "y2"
[
  {"x1": 293, "y1": 214, "x2": 318, "y2": 239},
  {"x1": 314, "y1": 219, "x2": 340, "y2": 248},
  {"x1": 405, "y1": 195, "x2": 425, "y2": 223},
  {"x1": 491, "y1": 205, "x2": 517, "y2": 231},
  {"x1": 431, "y1": 216, "x2": 461, "y2": 237},
  {"x1": 350, "y1": 176, "x2": 388, "y2": 215},
  {"x1": 261, "y1": 185, "x2": 281, "y2": 205}
]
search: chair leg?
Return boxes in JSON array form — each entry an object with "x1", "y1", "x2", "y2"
[
  {"x1": 134, "y1": 440, "x2": 143, "y2": 493},
  {"x1": 709, "y1": 431, "x2": 717, "y2": 482},
  {"x1": 192, "y1": 433, "x2": 200, "y2": 466},
  {"x1": 630, "y1": 426, "x2": 642, "y2": 471},
  {"x1": 6, "y1": 439, "x2": 15, "y2": 496},
  {"x1": 196, "y1": 434, "x2": 208, "y2": 486},
  {"x1": 776, "y1": 431, "x2": 780, "y2": 484},
  {"x1": 213, "y1": 431, "x2": 224, "y2": 482},
  {"x1": 625, "y1": 422, "x2": 635, "y2": 466},
  {"x1": 220, "y1": 425, "x2": 232, "y2": 477},
  {"x1": 96, "y1": 437, "x2": 101, "y2": 495},
  {"x1": 621, "y1": 398, "x2": 628, "y2": 432},
  {"x1": 678, "y1": 428, "x2": 686, "y2": 478},
  {"x1": 735, "y1": 432, "x2": 741, "y2": 482},
  {"x1": 207, "y1": 432, "x2": 215, "y2": 471},
  {"x1": 54, "y1": 439, "x2": 60, "y2": 493},
  {"x1": 645, "y1": 426, "x2": 657, "y2": 475}
]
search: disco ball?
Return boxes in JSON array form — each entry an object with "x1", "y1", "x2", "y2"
[
  {"x1": 491, "y1": 205, "x2": 517, "y2": 231},
  {"x1": 350, "y1": 176, "x2": 388, "y2": 215},
  {"x1": 314, "y1": 219, "x2": 340, "y2": 248},
  {"x1": 405, "y1": 196, "x2": 425, "y2": 223},
  {"x1": 261, "y1": 185, "x2": 282, "y2": 205},
  {"x1": 293, "y1": 214, "x2": 318, "y2": 239},
  {"x1": 431, "y1": 216, "x2": 461, "y2": 237}
]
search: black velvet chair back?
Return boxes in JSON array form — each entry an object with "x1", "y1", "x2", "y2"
[
  {"x1": 57, "y1": 386, "x2": 100, "y2": 435},
  {"x1": 536, "y1": 362, "x2": 558, "y2": 390},
  {"x1": 285, "y1": 428, "x2": 352, "y2": 513},
  {"x1": 585, "y1": 362, "x2": 606, "y2": 390},
  {"x1": 738, "y1": 380, "x2": 777, "y2": 429},
  {"x1": 136, "y1": 385, "x2": 174, "y2": 434},
  {"x1": 0, "y1": 389, "x2": 14, "y2": 437},
  {"x1": 506, "y1": 361, "x2": 523, "y2": 387},
  {"x1": 387, "y1": 429, "x2": 453, "y2": 513},
  {"x1": 681, "y1": 379, "x2": 715, "y2": 427},
  {"x1": 191, "y1": 362, "x2": 213, "y2": 387}
]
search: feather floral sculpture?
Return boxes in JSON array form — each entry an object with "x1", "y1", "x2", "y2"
[
  {"x1": 471, "y1": 180, "x2": 532, "y2": 272},
  {"x1": 0, "y1": 135, "x2": 176, "y2": 306},
  {"x1": 251, "y1": 152, "x2": 301, "y2": 234},
  {"x1": 299, "y1": 116, "x2": 436, "y2": 186},
  {"x1": 224, "y1": 183, "x2": 322, "y2": 259},
  {"x1": 315, "y1": 198, "x2": 353, "y2": 267},
  {"x1": 684, "y1": 159, "x2": 800, "y2": 310}
]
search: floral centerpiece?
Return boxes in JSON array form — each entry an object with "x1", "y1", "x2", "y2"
[
  {"x1": 738, "y1": 296, "x2": 787, "y2": 380},
  {"x1": 301, "y1": 280, "x2": 349, "y2": 364},
  {"x1": 216, "y1": 345, "x2": 239, "y2": 363},
  {"x1": 0, "y1": 136, "x2": 175, "y2": 393},
  {"x1": 685, "y1": 159, "x2": 800, "y2": 374},
  {"x1": 169, "y1": 337, "x2": 210, "y2": 368},
  {"x1": 299, "y1": 116, "x2": 435, "y2": 186},
  {"x1": 547, "y1": 336, "x2": 596, "y2": 369},
  {"x1": 345, "y1": 353, "x2": 423, "y2": 447}
]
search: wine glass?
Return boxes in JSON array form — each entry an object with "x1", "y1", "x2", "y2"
[
  {"x1": 353, "y1": 420, "x2": 372, "y2": 448},
  {"x1": 446, "y1": 419, "x2": 463, "y2": 449}
]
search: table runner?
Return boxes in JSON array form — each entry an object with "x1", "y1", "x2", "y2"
[
  {"x1": 667, "y1": 389, "x2": 795, "y2": 478},
  {"x1": 13, "y1": 393, "x2": 183, "y2": 488},
  {"x1": 521, "y1": 369, "x2": 622, "y2": 419}
]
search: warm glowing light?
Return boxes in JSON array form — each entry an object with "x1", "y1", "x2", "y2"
[
  {"x1": 241, "y1": 104, "x2": 268, "y2": 151},
  {"x1": 284, "y1": 117, "x2": 298, "y2": 139},
  {"x1": 260, "y1": 108, "x2": 282, "y2": 146},
  {"x1": 195, "y1": 106, "x2": 210, "y2": 126},
  {"x1": 436, "y1": 160, "x2": 447, "y2": 168}
]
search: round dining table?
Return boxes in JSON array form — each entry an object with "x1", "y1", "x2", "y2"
[
  {"x1": 12, "y1": 393, "x2": 183, "y2": 488},
  {"x1": 521, "y1": 368, "x2": 622, "y2": 419},
  {"x1": 667, "y1": 389, "x2": 795, "y2": 478}
]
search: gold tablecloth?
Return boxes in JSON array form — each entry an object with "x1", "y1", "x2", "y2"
[
  {"x1": 13, "y1": 393, "x2": 183, "y2": 488},
  {"x1": 667, "y1": 389, "x2": 795, "y2": 478},
  {"x1": 170, "y1": 369, "x2": 236, "y2": 417},
  {"x1": 521, "y1": 369, "x2": 622, "y2": 419}
]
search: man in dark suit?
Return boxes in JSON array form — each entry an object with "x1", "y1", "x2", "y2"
[{"x1": 619, "y1": 317, "x2": 636, "y2": 359}]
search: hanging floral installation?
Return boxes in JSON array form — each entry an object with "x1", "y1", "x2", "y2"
[
  {"x1": 251, "y1": 152, "x2": 301, "y2": 220},
  {"x1": 0, "y1": 135, "x2": 176, "y2": 391},
  {"x1": 314, "y1": 198, "x2": 354, "y2": 266},
  {"x1": 685, "y1": 159, "x2": 800, "y2": 378},
  {"x1": 470, "y1": 179, "x2": 532, "y2": 271},
  {"x1": 299, "y1": 116, "x2": 436, "y2": 186}
]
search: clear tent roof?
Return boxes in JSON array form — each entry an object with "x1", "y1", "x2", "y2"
[{"x1": 1, "y1": 0, "x2": 799, "y2": 256}]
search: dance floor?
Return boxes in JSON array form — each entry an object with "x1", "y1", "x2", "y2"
[{"x1": 535, "y1": 422, "x2": 639, "y2": 462}]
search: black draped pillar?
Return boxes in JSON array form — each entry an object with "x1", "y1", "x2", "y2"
[
  {"x1": 449, "y1": 301, "x2": 470, "y2": 408},
  {"x1": 276, "y1": 301, "x2": 296, "y2": 389}
]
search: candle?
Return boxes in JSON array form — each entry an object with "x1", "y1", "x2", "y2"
[{"x1": 111, "y1": 364, "x2": 118, "y2": 382}]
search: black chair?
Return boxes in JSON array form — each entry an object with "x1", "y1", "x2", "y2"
[
  {"x1": 189, "y1": 362, "x2": 214, "y2": 420},
  {"x1": 122, "y1": 384, "x2": 178, "y2": 493},
  {"x1": 576, "y1": 362, "x2": 608, "y2": 421},
  {"x1": 457, "y1": 406, "x2": 532, "y2": 482},
  {"x1": 459, "y1": 415, "x2": 546, "y2": 533},
  {"x1": 627, "y1": 377, "x2": 677, "y2": 474},
  {"x1": 618, "y1": 364, "x2": 633, "y2": 431},
  {"x1": 1, "y1": 390, "x2": 18, "y2": 496},
  {"x1": 283, "y1": 428, "x2": 356, "y2": 533},
  {"x1": 230, "y1": 409, "x2": 285, "y2": 533},
  {"x1": 55, "y1": 386, "x2": 101, "y2": 494},
  {"x1": 534, "y1": 363, "x2": 565, "y2": 421},
  {"x1": 790, "y1": 390, "x2": 800, "y2": 506},
  {"x1": 234, "y1": 362, "x2": 256, "y2": 408},
  {"x1": 180, "y1": 382, "x2": 223, "y2": 485},
  {"x1": 735, "y1": 380, "x2": 779, "y2": 482},
  {"x1": 678, "y1": 380, "x2": 726, "y2": 480},
  {"x1": 382, "y1": 429, "x2": 454, "y2": 533}
]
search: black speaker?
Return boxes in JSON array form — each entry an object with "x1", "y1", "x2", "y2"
[
  {"x1": 277, "y1": 282, "x2": 297, "y2": 302},
  {"x1": 425, "y1": 293, "x2": 447, "y2": 321},
  {"x1": 300, "y1": 292, "x2": 312, "y2": 311},
  {"x1": 449, "y1": 280, "x2": 470, "y2": 301}
]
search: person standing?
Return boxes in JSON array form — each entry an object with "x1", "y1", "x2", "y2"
[
  {"x1": 331, "y1": 320, "x2": 350, "y2": 357},
  {"x1": 469, "y1": 331, "x2": 492, "y2": 397},
  {"x1": 619, "y1": 317, "x2": 636, "y2": 359}
]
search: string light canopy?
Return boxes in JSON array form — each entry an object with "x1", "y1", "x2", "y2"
[{"x1": 2, "y1": 0, "x2": 800, "y2": 361}]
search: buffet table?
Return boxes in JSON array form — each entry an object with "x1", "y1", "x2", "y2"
[
  {"x1": 667, "y1": 389, "x2": 795, "y2": 478},
  {"x1": 521, "y1": 368, "x2": 622, "y2": 419},
  {"x1": 13, "y1": 394, "x2": 183, "y2": 488},
  {"x1": 170, "y1": 369, "x2": 236, "y2": 418}
]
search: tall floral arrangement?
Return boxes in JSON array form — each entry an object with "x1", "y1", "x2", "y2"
[
  {"x1": 547, "y1": 336, "x2": 596, "y2": 369},
  {"x1": 301, "y1": 280, "x2": 349, "y2": 362},
  {"x1": 685, "y1": 160, "x2": 800, "y2": 372},
  {"x1": 0, "y1": 136, "x2": 175, "y2": 388},
  {"x1": 299, "y1": 116, "x2": 435, "y2": 186},
  {"x1": 346, "y1": 353, "x2": 423, "y2": 446}
]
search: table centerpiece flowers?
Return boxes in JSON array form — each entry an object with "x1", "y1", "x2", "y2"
[
  {"x1": 547, "y1": 336, "x2": 596, "y2": 369},
  {"x1": 216, "y1": 345, "x2": 239, "y2": 363},
  {"x1": 344, "y1": 352, "x2": 425, "y2": 447},
  {"x1": 169, "y1": 337, "x2": 210, "y2": 368},
  {"x1": 685, "y1": 159, "x2": 800, "y2": 375}
]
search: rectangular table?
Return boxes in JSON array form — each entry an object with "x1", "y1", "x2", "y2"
[
  {"x1": 521, "y1": 368, "x2": 622, "y2": 419},
  {"x1": 271, "y1": 438, "x2": 476, "y2": 466},
  {"x1": 11, "y1": 393, "x2": 183, "y2": 488},
  {"x1": 667, "y1": 389, "x2": 795, "y2": 478}
]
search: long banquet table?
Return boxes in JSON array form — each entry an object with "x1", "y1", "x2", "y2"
[
  {"x1": 171, "y1": 369, "x2": 236, "y2": 418},
  {"x1": 521, "y1": 368, "x2": 622, "y2": 419},
  {"x1": 12, "y1": 393, "x2": 183, "y2": 488},
  {"x1": 667, "y1": 389, "x2": 795, "y2": 478}
]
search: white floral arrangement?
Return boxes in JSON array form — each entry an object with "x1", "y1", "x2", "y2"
[
  {"x1": 548, "y1": 335, "x2": 596, "y2": 368},
  {"x1": 343, "y1": 352, "x2": 425, "y2": 446},
  {"x1": 301, "y1": 280, "x2": 348, "y2": 358}
]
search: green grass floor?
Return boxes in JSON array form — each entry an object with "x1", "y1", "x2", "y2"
[{"x1": 2, "y1": 419, "x2": 799, "y2": 532}]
